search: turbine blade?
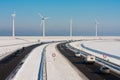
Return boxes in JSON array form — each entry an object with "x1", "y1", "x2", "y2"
[
  {"x1": 44, "y1": 17, "x2": 51, "y2": 19},
  {"x1": 38, "y1": 13, "x2": 43, "y2": 18}
]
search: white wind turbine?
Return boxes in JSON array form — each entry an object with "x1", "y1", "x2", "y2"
[
  {"x1": 11, "y1": 11, "x2": 16, "y2": 38},
  {"x1": 38, "y1": 13, "x2": 50, "y2": 37},
  {"x1": 70, "y1": 18, "x2": 73, "y2": 37},
  {"x1": 95, "y1": 18, "x2": 99, "y2": 37}
]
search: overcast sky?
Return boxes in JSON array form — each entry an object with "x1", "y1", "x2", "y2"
[{"x1": 0, "y1": 0, "x2": 120, "y2": 36}]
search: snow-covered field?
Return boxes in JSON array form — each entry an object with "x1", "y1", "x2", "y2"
[
  {"x1": 46, "y1": 43, "x2": 88, "y2": 80},
  {"x1": 1, "y1": 36, "x2": 120, "y2": 63},
  {"x1": 12, "y1": 44, "x2": 47, "y2": 80},
  {"x1": 0, "y1": 36, "x2": 120, "y2": 80},
  {"x1": 0, "y1": 36, "x2": 96, "y2": 60},
  {"x1": 11, "y1": 43, "x2": 88, "y2": 80},
  {"x1": 69, "y1": 39, "x2": 120, "y2": 66},
  {"x1": 83, "y1": 40, "x2": 120, "y2": 58},
  {"x1": 0, "y1": 37, "x2": 38, "y2": 60}
]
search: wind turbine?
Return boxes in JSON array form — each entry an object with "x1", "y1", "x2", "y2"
[
  {"x1": 11, "y1": 11, "x2": 16, "y2": 38},
  {"x1": 38, "y1": 13, "x2": 50, "y2": 37},
  {"x1": 70, "y1": 18, "x2": 73, "y2": 37},
  {"x1": 95, "y1": 18, "x2": 99, "y2": 37}
]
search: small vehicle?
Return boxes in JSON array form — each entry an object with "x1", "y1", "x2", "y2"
[
  {"x1": 74, "y1": 51, "x2": 81, "y2": 57},
  {"x1": 84, "y1": 55, "x2": 95, "y2": 63},
  {"x1": 75, "y1": 53, "x2": 81, "y2": 57},
  {"x1": 100, "y1": 66, "x2": 110, "y2": 74}
]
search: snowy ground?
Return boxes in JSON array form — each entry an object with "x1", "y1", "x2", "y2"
[
  {"x1": 12, "y1": 44, "x2": 47, "y2": 80},
  {"x1": 0, "y1": 36, "x2": 91, "y2": 60},
  {"x1": 46, "y1": 43, "x2": 88, "y2": 80},
  {"x1": 12, "y1": 43, "x2": 88, "y2": 80},
  {"x1": 82, "y1": 40, "x2": 120, "y2": 58},
  {"x1": 0, "y1": 36, "x2": 120, "y2": 80},
  {"x1": 0, "y1": 37, "x2": 39, "y2": 60},
  {"x1": 69, "y1": 39, "x2": 120, "y2": 66}
]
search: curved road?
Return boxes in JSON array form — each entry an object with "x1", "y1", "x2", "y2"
[
  {"x1": 0, "y1": 43, "x2": 41, "y2": 80},
  {"x1": 57, "y1": 43, "x2": 120, "y2": 80}
]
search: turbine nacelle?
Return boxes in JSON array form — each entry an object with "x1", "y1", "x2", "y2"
[
  {"x1": 38, "y1": 13, "x2": 50, "y2": 20},
  {"x1": 11, "y1": 14, "x2": 16, "y2": 17},
  {"x1": 11, "y1": 11, "x2": 16, "y2": 18},
  {"x1": 95, "y1": 19, "x2": 99, "y2": 25}
]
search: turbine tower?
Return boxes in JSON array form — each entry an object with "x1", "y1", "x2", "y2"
[
  {"x1": 95, "y1": 19, "x2": 99, "y2": 37},
  {"x1": 70, "y1": 18, "x2": 73, "y2": 37},
  {"x1": 11, "y1": 11, "x2": 16, "y2": 38},
  {"x1": 38, "y1": 13, "x2": 49, "y2": 37}
]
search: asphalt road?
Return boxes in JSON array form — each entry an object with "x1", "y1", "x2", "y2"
[
  {"x1": 57, "y1": 43, "x2": 120, "y2": 80},
  {"x1": 0, "y1": 43, "x2": 41, "y2": 80}
]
